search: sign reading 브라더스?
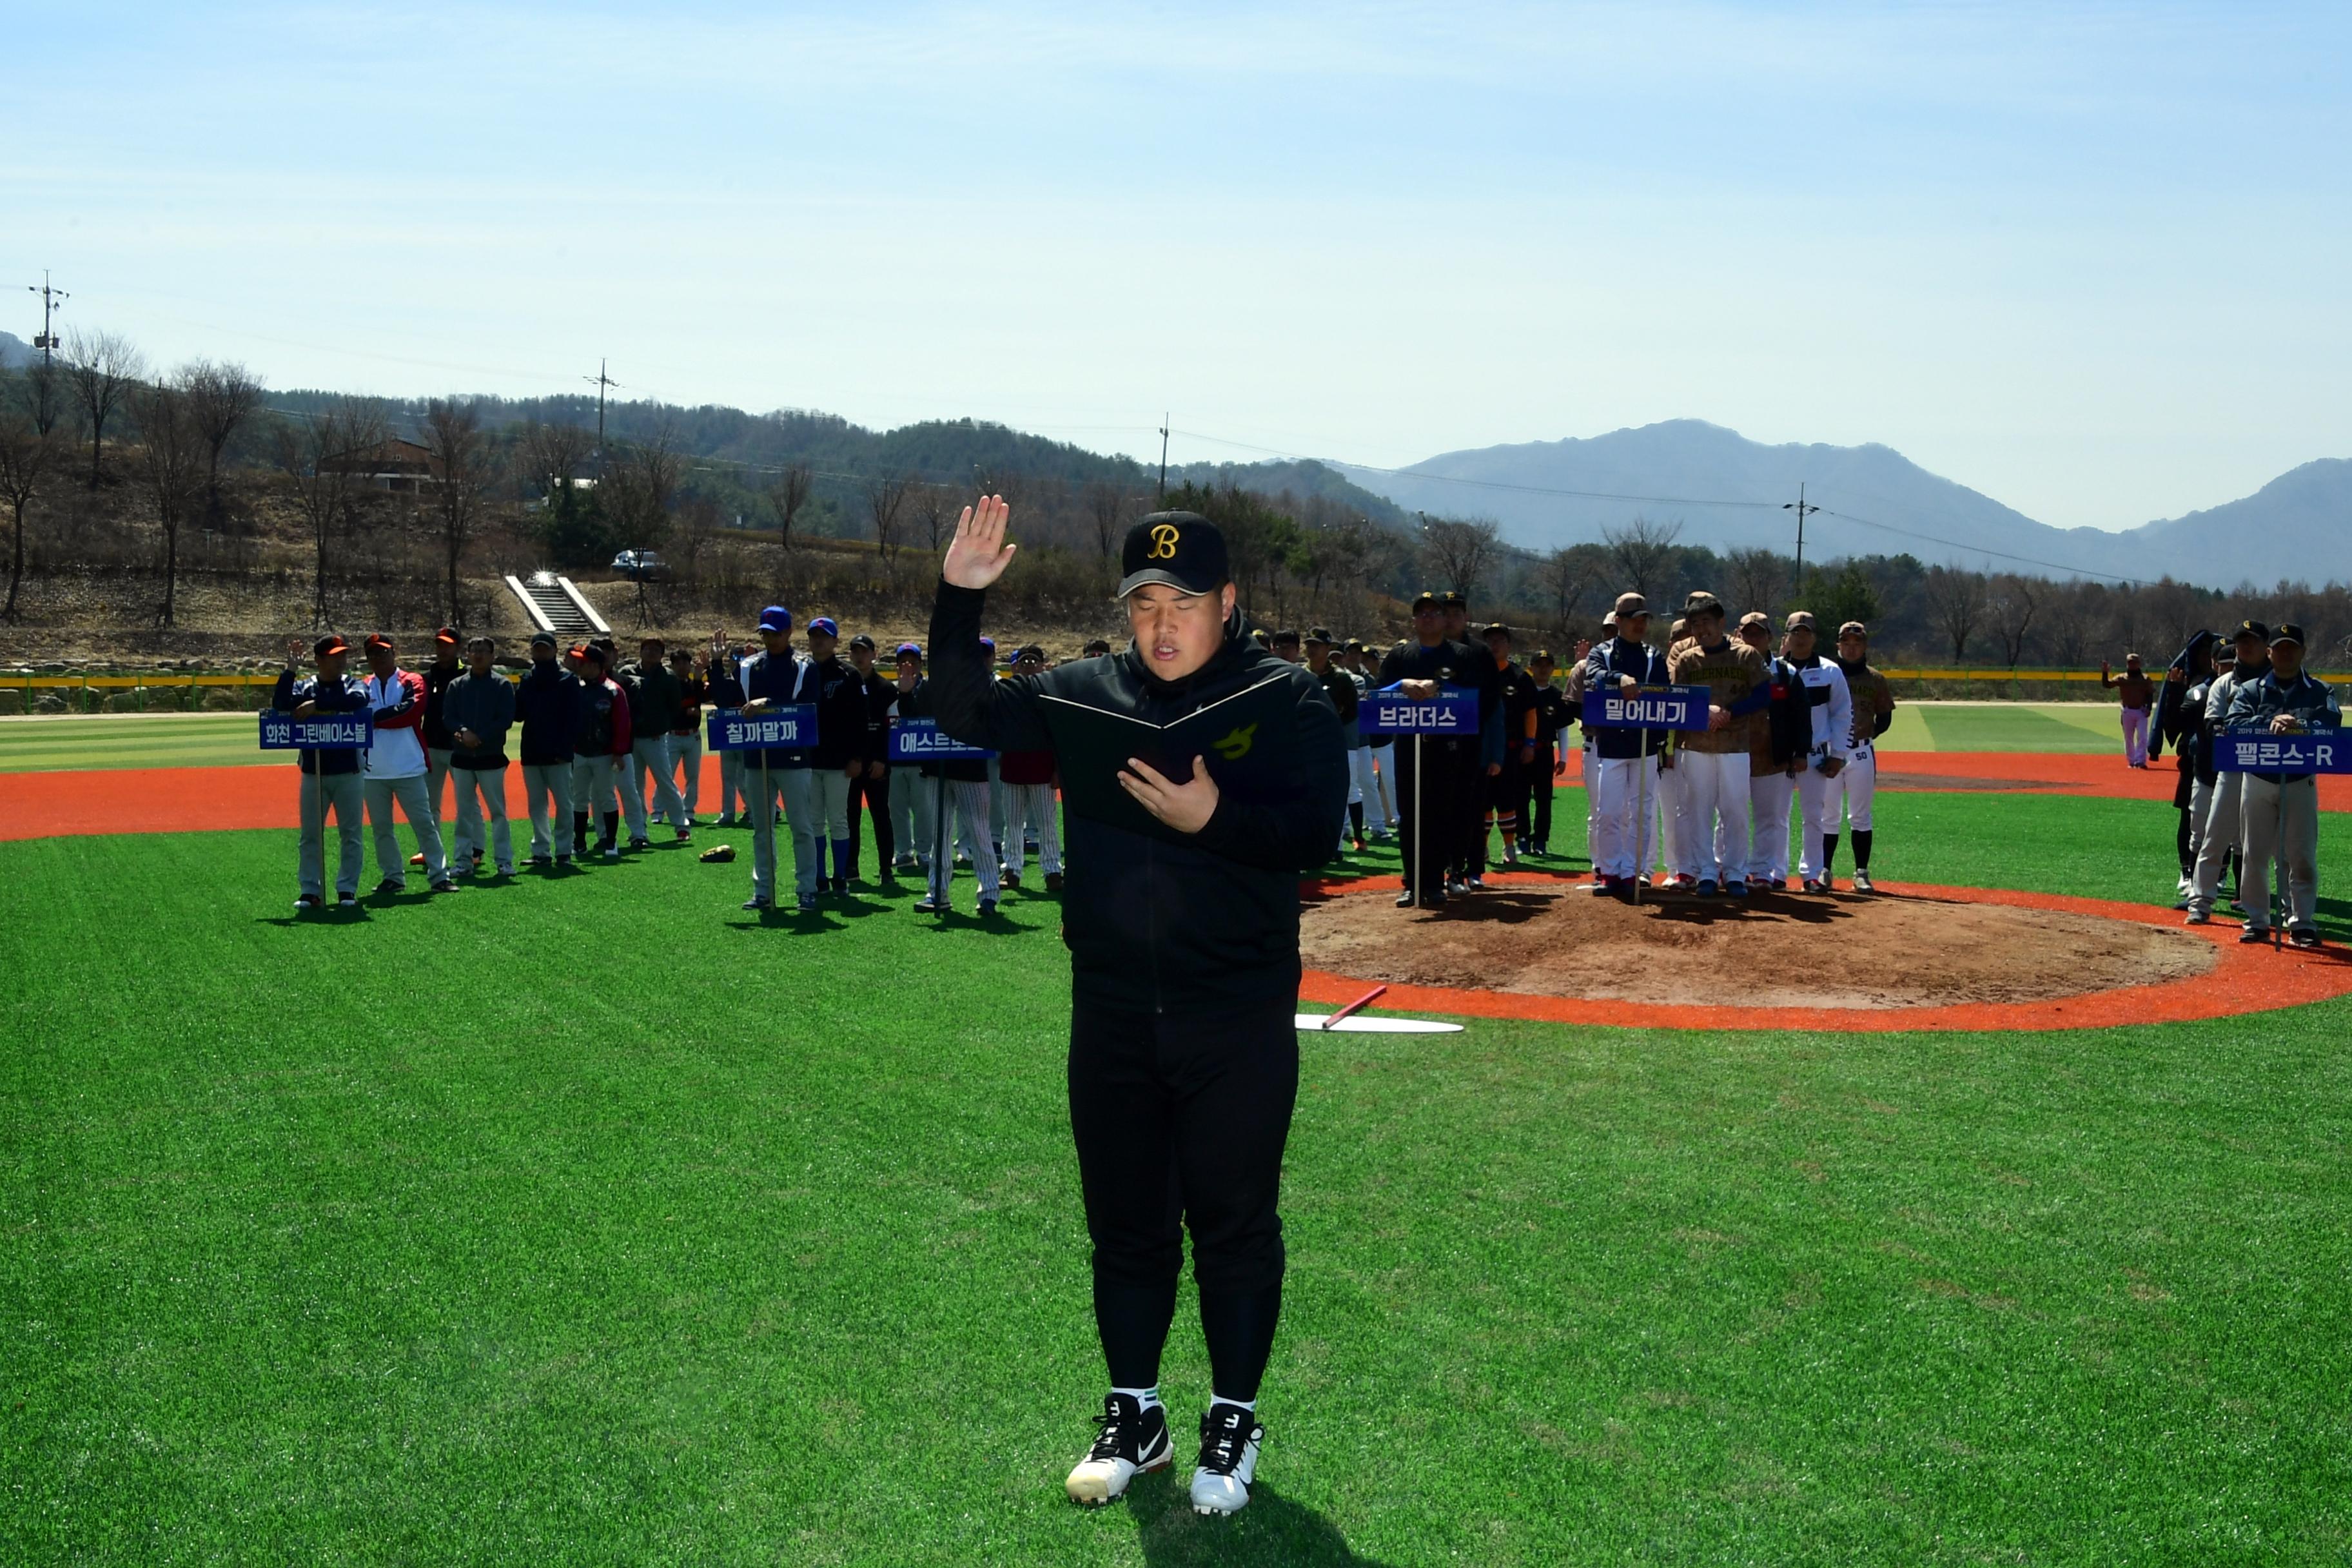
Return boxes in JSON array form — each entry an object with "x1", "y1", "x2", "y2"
[
  {"x1": 707, "y1": 707, "x2": 818, "y2": 751},
  {"x1": 1362, "y1": 685, "x2": 1478, "y2": 735},
  {"x1": 260, "y1": 710, "x2": 373, "y2": 750},
  {"x1": 1580, "y1": 684, "x2": 1708, "y2": 731},
  {"x1": 888, "y1": 717, "x2": 995, "y2": 762},
  {"x1": 2213, "y1": 727, "x2": 2352, "y2": 774}
]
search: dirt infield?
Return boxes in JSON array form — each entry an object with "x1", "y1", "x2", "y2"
[
  {"x1": 1873, "y1": 750, "x2": 2352, "y2": 809},
  {"x1": 1297, "y1": 875, "x2": 2352, "y2": 1032},
  {"x1": 1300, "y1": 882, "x2": 2213, "y2": 1009}
]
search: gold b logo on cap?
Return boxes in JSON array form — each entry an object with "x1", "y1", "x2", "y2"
[{"x1": 1148, "y1": 524, "x2": 1181, "y2": 560}]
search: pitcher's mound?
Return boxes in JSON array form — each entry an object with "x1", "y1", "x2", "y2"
[{"x1": 1298, "y1": 885, "x2": 2216, "y2": 1010}]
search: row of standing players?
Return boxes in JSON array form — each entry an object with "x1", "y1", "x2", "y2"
[
  {"x1": 1363, "y1": 586, "x2": 1896, "y2": 908},
  {"x1": 271, "y1": 614, "x2": 1108, "y2": 914}
]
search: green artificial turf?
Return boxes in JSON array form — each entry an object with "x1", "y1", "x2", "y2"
[
  {"x1": 5, "y1": 801, "x2": 2351, "y2": 1565},
  {"x1": 1911, "y1": 703, "x2": 2121, "y2": 754},
  {"x1": 0, "y1": 714, "x2": 272, "y2": 773}
]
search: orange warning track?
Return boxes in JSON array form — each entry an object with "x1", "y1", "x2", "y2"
[
  {"x1": 1874, "y1": 749, "x2": 2352, "y2": 808},
  {"x1": 1297, "y1": 872, "x2": 2352, "y2": 1032}
]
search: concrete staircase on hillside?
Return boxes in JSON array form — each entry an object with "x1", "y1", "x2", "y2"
[{"x1": 505, "y1": 572, "x2": 610, "y2": 640}]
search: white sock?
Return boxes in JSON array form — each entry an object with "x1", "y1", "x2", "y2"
[
  {"x1": 1111, "y1": 1385, "x2": 1162, "y2": 1411},
  {"x1": 1210, "y1": 1395, "x2": 1257, "y2": 1413}
]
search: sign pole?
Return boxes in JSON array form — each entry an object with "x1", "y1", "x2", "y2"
[
  {"x1": 934, "y1": 772, "x2": 949, "y2": 918},
  {"x1": 1632, "y1": 706, "x2": 1652, "y2": 908},
  {"x1": 1412, "y1": 732, "x2": 1423, "y2": 909}
]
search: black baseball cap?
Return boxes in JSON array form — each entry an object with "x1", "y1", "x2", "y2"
[
  {"x1": 2271, "y1": 622, "x2": 2305, "y2": 648},
  {"x1": 1412, "y1": 590, "x2": 1443, "y2": 611},
  {"x1": 848, "y1": 632, "x2": 876, "y2": 651},
  {"x1": 1437, "y1": 590, "x2": 1466, "y2": 609},
  {"x1": 1482, "y1": 622, "x2": 1512, "y2": 639},
  {"x1": 1305, "y1": 626, "x2": 1335, "y2": 646},
  {"x1": 1014, "y1": 643, "x2": 1046, "y2": 664},
  {"x1": 313, "y1": 634, "x2": 349, "y2": 658},
  {"x1": 529, "y1": 630, "x2": 556, "y2": 649},
  {"x1": 2233, "y1": 619, "x2": 2269, "y2": 643},
  {"x1": 1082, "y1": 638, "x2": 1111, "y2": 656},
  {"x1": 1272, "y1": 627, "x2": 1302, "y2": 647},
  {"x1": 1118, "y1": 513, "x2": 1228, "y2": 598}
]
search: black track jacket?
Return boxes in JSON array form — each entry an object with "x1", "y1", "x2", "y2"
[{"x1": 930, "y1": 580, "x2": 1347, "y2": 1015}]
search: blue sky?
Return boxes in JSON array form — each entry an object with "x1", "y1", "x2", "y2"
[{"x1": 6, "y1": 1, "x2": 2347, "y2": 529}]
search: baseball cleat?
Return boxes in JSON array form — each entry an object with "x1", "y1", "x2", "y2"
[
  {"x1": 1065, "y1": 1393, "x2": 1173, "y2": 1507},
  {"x1": 741, "y1": 894, "x2": 771, "y2": 910},
  {"x1": 2291, "y1": 928, "x2": 2322, "y2": 949},
  {"x1": 977, "y1": 897, "x2": 999, "y2": 916},
  {"x1": 2183, "y1": 910, "x2": 2210, "y2": 925},
  {"x1": 797, "y1": 893, "x2": 820, "y2": 912},
  {"x1": 1725, "y1": 879, "x2": 1750, "y2": 898},
  {"x1": 915, "y1": 894, "x2": 945, "y2": 913},
  {"x1": 1045, "y1": 872, "x2": 1065, "y2": 892},
  {"x1": 1801, "y1": 878, "x2": 1825, "y2": 894},
  {"x1": 409, "y1": 852, "x2": 426, "y2": 868},
  {"x1": 1696, "y1": 878, "x2": 1719, "y2": 897},
  {"x1": 1466, "y1": 875, "x2": 1486, "y2": 891},
  {"x1": 337, "y1": 892, "x2": 358, "y2": 909},
  {"x1": 375, "y1": 879, "x2": 405, "y2": 896},
  {"x1": 2239, "y1": 926, "x2": 2269, "y2": 944},
  {"x1": 1190, "y1": 1403, "x2": 1264, "y2": 1516},
  {"x1": 1396, "y1": 890, "x2": 1419, "y2": 908},
  {"x1": 1002, "y1": 870, "x2": 1023, "y2": 889},
  {"x1": 293, "y1": 894, "x2": 322, "y2": 911},
  {"x1": 1852, "y1": 869, "x2": 1875, "y2": 892},
  {"x1": 428, "y1": 879, "x2": 457, "y2": 895},
  {"x1": 1585, "y1": 880, "x2": 1613, "y2": 896}
]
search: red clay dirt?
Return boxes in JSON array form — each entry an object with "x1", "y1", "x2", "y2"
[
  {"x1": 1297, "y1": 874, "x2": 2352, "y2": 1032},
  {"x1": 1300, "y1": 881, "x2": 2214, "y2": 1009},
  {"x1": 1872, "y1": 749, "x2": 2352, "y2": 809}
]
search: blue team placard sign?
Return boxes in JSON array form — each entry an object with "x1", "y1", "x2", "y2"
[
  {"x1": 1362, "y1": 685, "x2": 1478, "y2": 735},
  {"x1": 2213, "y1": 727, "x2": 2352, "y2": 774},
  {"x1": 260, "y1": 710, "x2": 373, "y2": 750},
  {"x1": 708, "y1": 705, "x2": 818, "y2": 751},
  {"x1": 1582, "y1": 683, "x2": 1708, "y2": 731},
  {"x1": 889, "y1": 717, "x2": 996, "y2": 761}
]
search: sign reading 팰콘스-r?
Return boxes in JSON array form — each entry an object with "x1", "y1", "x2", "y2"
[
  {"x1": 1362, "y1": 685, "x2": 1479, "y2": 735},
  {"x1": 1581, "y1": 684, "x2": 1708, "y2": 731},
  {"x1": 260, "y1": 710, "x2": 373, "y2": 750},
  {"x1": 888, "y1": 717, "x2": 996, "y2": 762},
  {"x1": 707, "y1": 706, "x2": 818, "y2": 751},
  {"x1": 2213, "y1": 727, "x2": 2352, "y2": 774}
]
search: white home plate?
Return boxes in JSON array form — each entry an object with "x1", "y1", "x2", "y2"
[{"x1": 1294, "y1": 1014, "x2": 1464, "y2": 1034}]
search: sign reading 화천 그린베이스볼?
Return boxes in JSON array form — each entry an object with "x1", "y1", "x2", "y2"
[
  {"x1": 888, "y1": 717, "x2": 996, "y2": 762},
  {"x1": 1361, "y1": 685, "x2": 1479, "y2": 735},
  {"x1": 2213, "y1": 727, "x2": 2352, "y2": 773},
  {"x1": 707, "y1": 706, "x2": 818, "y2": 751},
  {"x1": 260, "y1": 710, "x2": 373, "y2": 750},
  {"x1": 1581, "y1": 684, "x2": 1708, "y2": 731}
]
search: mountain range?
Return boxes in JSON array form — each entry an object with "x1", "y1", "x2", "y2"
[{"x1": 1333, "y1": 420, "x2": 2347, "y2": 592}]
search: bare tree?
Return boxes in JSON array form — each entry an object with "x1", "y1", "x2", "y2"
[
  {"x1": 180, "y1": 358, "x2": 264, "y2": 523},
  {"x1": 423, "y1": 397, "x2": 489, "y2": 625},
  {"x1": 1420, "y1": 516, "x2": 1502, "y2": 600},
  {"x1": 1538, "y1": 545, "x2": 1598, "y2": 642},
  {"x1": 865, "y1": 472, "x2": 914, "y2": 566},
  {"x1": 64, "y1": 328, "x2": 147, "y2": 489},
  {"x1": 131, "y1": 378, "x2": 204, "y2": 626},
  {"x1": 914, "y1": 484, "x2": 955, "y2": 552},
  {"x1": 0, "y1": 380, "x2": 67, "y2": 623},
  {"x1": 1923, "y1": 565, "x2": 1989, "y2": 663},
  {"x1": 1986, "y1": 573, "x2": 2041, "y2": 668},
  {"x1": 1602, "y1": 514, "x2": 1682, "y2": 598},
  {"x1": 272, "y1": 397, "x2": 388, "y2": 625},
  {"x1": 1724, "y1": 545, "x2": 1790, "y2": 622},
  {"x1": 521, "y1": 419, "x2": 596, "y2": 517},
  {"x1": 764, "y1": 461, "x2": 812, "y2": 559},
  {"x1": 1086, "y1": 480, "x2": 1134, "y2": 559}
]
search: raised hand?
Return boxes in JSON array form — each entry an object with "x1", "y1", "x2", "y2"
[{"x1": 941, "y1": 495, "x2": 1016, "y2": 590}]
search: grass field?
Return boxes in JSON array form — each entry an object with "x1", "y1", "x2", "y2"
[
  {"x1": 5, "y1": 781, "x2": 2350, "y2": 1565},
  {"x1": 1, "y1": 701, "x2": 2139, "y2": 774}
]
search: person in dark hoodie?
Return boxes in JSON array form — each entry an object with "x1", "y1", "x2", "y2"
[
  {"x1": 567, "y1": 643, "x2": 632, "y2": 861},
  {"x1": 420, "y1": 625, "x2": 463, "y2": 828},
  {"x1": 276, "y1": 632, "x2": 371, "y2": 911},
  {"x1": 442, "y1": 636, "x2": 518, "y2": 877},
  {"x1": 803, "y1": 616, "x2": 872, "y2": 892},
  {"x1": 620, "y1": 634, "x2": 691, "y2": 848},
  {"x1": 514, "y1": 630, "x2": 579, "y2": 866},
  {"x1": 931, "y1": 499, "x2": 1345, "y2": 1520},
  {"x1": 704, "y1": 631, "x2": 750, "y2": 827}
]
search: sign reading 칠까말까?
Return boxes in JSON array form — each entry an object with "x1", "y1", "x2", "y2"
[{"x1": 707, "y1": 707, "x2": 818, "y2": 751}]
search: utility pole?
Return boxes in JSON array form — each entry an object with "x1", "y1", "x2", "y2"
[
  {"x1": 584, "y1": 358, "x2": 620, "y2": 475},
  {"x1": 24, "y1": 271, "x2": 68, "y2": 364},
  {"x1": 1157, "y1": 413, "x2": 1170, "y2": 504},
  {"x1": 1783, "y1": 482, "x2": 1819, "y2": 587}
]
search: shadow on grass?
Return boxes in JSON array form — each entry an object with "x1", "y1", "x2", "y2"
[{"x1": 1122, "y1": 1472, "x2": 1395, "y2": 1567}]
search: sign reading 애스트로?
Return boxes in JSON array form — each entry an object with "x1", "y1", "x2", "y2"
[
  {"x1": 1362, "y1": 685, "x2": 1479, "y2": 735},
  {"x1": 260, "y1": 710, "x2": 373, "y2": 750},
  {"x1": 1581, "y1": 683, "x2": 1709, "y2": 732},
  {"x1": 888, "y1": 717, "x2": 996, "y2": 762},
  {"x1": 707, "y1": 706, "x2": 818, "y2": 751},
  {"x1": 2213, "y1": 727, "x2": 2352, "y2": 774}
]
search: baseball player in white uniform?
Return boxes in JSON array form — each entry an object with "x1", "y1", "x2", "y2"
[{"x1": 1779, "y1": 612, "x2": 1854, "y2": 891}]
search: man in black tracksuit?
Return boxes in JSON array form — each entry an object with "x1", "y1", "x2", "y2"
[{"x1": 930, "y1": 501, "x2": 1344, "y2": 1519}]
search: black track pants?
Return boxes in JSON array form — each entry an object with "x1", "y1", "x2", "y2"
[
  {"x1": 1393, "y1": 736, "x2": 1468, "y2": 895},
  {"x1": 1070, "y1": 998, "x2": 1298, "y2": 1402},
  {"x1": 846, "y1": 770, "x2": 892, "y2": 868}
]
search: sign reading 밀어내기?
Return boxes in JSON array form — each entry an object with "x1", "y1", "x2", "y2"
[
  {"x1": 1580, "y1": 684, "x2": 1709, "y2": 732},
  {"x1": 707, "y1": 706, "x2": 818, "y2": 752},
  {"x1": 260, "y1": 710, "x2": 373, "y2": 750},
  {"x1": 1362, "y1": 685, "x2": 1480, "y2": 736},
  {"x1": 2213, "y1": 727, "x2": 2352, "y2": 774},
  {"x1": 888, "y1": 717, "x2": 996, "y2": 762}
]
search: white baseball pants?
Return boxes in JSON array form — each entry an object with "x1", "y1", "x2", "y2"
[
  {"x1": 1591, "y1": 754, "x2": 1659, "y2": 879},
  {"x1": 1747, "y1": 768, "x2": 1796, "y2": 883},
  {"x1": 1004, "y1": 781, "x2": 1063, "y2": 876}
]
